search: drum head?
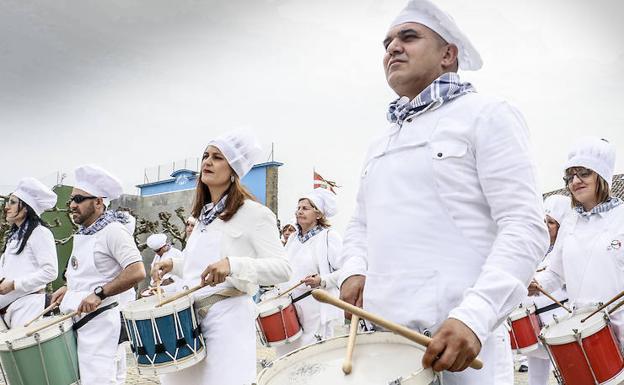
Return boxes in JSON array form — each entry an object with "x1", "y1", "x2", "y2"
[
  {"x1": 123, "y1": 294, "x2": 193, "y2": 319},
  {"x1": 257, "y1": 295, "x2": 292, "y2": 317},
  {"x1": 541, "y1": 310, "x2": 606, "y2": 344},
  {"x1": 509, "y1": 304, "x2": 536, "y2": 321},
  {"x1": 0, "y1": 316, "x2": 74, "y2": 351},
  {"x1": 255, "y1": 332, "x2": 436, "y2": 385}
]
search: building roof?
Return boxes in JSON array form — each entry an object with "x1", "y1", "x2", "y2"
[{"x1": 543, "y1": 173, "x2": 624, "y2": 199}]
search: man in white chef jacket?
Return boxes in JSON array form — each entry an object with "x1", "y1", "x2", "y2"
[
  {"x1": 146, "y1": 233, "x2": 183, "y2": 293},
  {"x1": 51, "y1": 165, "x2": 146, "y2": 385},
  {"x1": 338, "y1": 1, "x2": 548, "y2": 383}
]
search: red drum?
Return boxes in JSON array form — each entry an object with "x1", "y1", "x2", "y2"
[
  {"x1": 540, "y1": 309, "x2": 624, "y2": 385},
  {"x1": 508, "y1": 303, "x2": 541, "y2": 354},
  {"x1": 256, "y1": 295, "x2": 302, "y2": 347}
]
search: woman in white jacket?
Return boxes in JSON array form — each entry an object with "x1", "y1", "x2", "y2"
[
  {"x1": 275, "y1": 188, "x2": 343, "y2": 356},
  {"x1": 152, "y1": 129, "x2": 291, "y2": 385},
  {"x1": 0, "y1": 178, "x2": 58, "y2": 328},
  {"x1": 532, "y1": 137, "x2": 624, "y2": 345}
]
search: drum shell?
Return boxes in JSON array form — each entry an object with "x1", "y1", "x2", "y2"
[
  {"x1": 0, "y1": 319, "x2": 79, "y2": 385},
  {"x1": 256, "y1": 296, "x2": 302, "y2": 347},
  {"x1": 508, "y1": 306, "x2": 541, "y2": 353}
]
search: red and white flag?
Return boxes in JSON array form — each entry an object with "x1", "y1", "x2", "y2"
[{"x1": 313, "y1": 170, "x2": 339, "y2": 194}]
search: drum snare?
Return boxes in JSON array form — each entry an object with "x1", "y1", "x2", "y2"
[{"x1": 256, "y1": 294, "x2": 302, "y2": 347}]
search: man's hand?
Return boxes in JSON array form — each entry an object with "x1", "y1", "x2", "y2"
[
  {"x1": 77, "y1": 293, "x2": 102, "y2": 314},
  {"x1": 51, "y1": 285, "x2": 68, "y2": 304},
  {"x1": 151, "y1": 259, "x2": 173, "y2": 284},
  {"x1": 0, "y1": 280, "x2": 15, "y2": 295},
  {"x1": 422, "y1": 318, "x2": 481, "y2": 372},
  {"x1": 302, "y1": 274, "x2": 321, "y2": 288},
  {"x1": 201, "y1": 258, "x2": 231, "y2": 287},
  {"x1": 339, "y1": 275, "x2": 365, "y2": 319},
  {"x1": 528, "y1": 279, "x2": 541, "y2": 296}
]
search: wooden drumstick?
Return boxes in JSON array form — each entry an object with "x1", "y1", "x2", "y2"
[
  {"x1": 156, "y1": 284, "x2": 203, "y2": 308},
  {"x1": 582, "y1": 289, "x2": 624, "y2": 323},
  {"x1": 342, "y1": 315, "x2": 360, "y2": 375},
  {"x1": 26, "y1": 310, "x2": 78, "y2": 337},
  {"x1": 24, "y1": 301, "x2": 60, "y2": 328},
  {"x1": 276, "y1": 280, "x2": 306, "y2": 299},
  {"x1": 311, "y1": 290, "x2": 484, "y2": 370},
  {"x1": 156, "y1": 277, "x2": 163, "y2": 303},
  {"x1": 608, "y1": 298, "x2": 624, "y2": 316},
  {"x1": 535, "y1": 285, "x2": 572, "y2": 313}
]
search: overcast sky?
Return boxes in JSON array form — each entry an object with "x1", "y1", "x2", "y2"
[{"x1": 1, "y1": 0, "x2": 623, "y2": 232}]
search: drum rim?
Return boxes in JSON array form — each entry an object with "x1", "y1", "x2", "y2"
[
  {"x1": 257, "y1": 296, "x2": 293, "y2": 317},
  {"x1": 136, "y1": 345, "x2": 207, "y2": 375},
  {"x1": 123, "y1": 294, "x2": 193, "y2": 319},
  {"x1": 540, "y1": 311, "x2": 607, "y2": 344},
  {"x1": 255, "y1": 331, "x2": 434, "y2": 384},
  {"x1": 509, "y1": 304, "x2": 537, "y2": 322},
  {"x1": 0, "y1": 317, "x2": 75, "y2": 351}
]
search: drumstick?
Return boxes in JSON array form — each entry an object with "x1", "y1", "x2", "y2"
[
  {"x1": 26, "y1": 310, "x2": 78, "y2": 337},
  {"x1": 156, "y1": 277, "x2": 163, "y2": 303},
  {"x1": 608, "y1": 298, "x2": 624, "y2": 315},
  {"x1": 535, "y1": 285, "x2": 572, "y2": 313},
  {"x1": 311, "y1": 290, "x2": 484, "y2": 370},
  {"x1": 342, "y1": 314, "x2": 360, "y2": 375},
  {"x1": 156, "y1": 284, "x2": 203, "y2": 307},
  {"x1": 581, "y1": 289, "x2": 624, "y2": 323},
  {"x1": 24, "y1": 301, "x2": 60, "y2": 327},
  {"x1": 276, "y1": 280, "x2": 306, "y2": 299}
]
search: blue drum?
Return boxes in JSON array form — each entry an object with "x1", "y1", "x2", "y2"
[{"x1": 122, "y1": 294, "x2": 205, "y2": 375}]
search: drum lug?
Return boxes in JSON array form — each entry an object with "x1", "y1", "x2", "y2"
[
  {"x1": 388, "y1": 377, "x2": 403, "y2": 385},
  {"x1": 553, "y1": 314, "x2": 559, "y2": 324}
]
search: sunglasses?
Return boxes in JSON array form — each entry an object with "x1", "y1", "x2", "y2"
[{"x1": 69, "y1": 195, "x2": 99, "y2": 204}]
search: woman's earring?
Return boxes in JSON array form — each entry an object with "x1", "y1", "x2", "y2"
[{"x1": 230, "y1": 175, "x2": 235, "y2": 183}]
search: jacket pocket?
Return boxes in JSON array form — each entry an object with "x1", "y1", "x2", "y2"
[
  {"x1": 363, "y1": 270, "x2": 440, "y2": 332},
  {"x1": 430, "y1": 140, "x2": 468, "y2": 160}
]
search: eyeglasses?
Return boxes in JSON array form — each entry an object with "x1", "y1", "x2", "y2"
[
  {"x1": 563, "y1": 168, "x2": 594, "y2": 185},
  {"x1": 69, "y1": 195, "x2": 98, "y2": 204}
]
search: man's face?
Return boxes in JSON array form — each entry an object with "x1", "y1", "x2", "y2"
[
  {"x1": 544, "y1": 215, "x2": 560, "y2": 246},
  {"x1": 69, "y1": 187, "x2": 99, "y2": 225},
  {"x1": 383, "y1": 23, "x2": 452, "y2": 99}
]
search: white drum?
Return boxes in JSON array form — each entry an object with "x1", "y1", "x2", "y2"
[{"x1": 255, "y1": 332, "x2": 440, "y2": 385}]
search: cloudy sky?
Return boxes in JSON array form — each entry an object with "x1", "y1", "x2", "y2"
[{"x1": 1, "y1": 0, "x2": 623, "y2": 232}]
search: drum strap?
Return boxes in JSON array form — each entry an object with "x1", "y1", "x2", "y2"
[
  {"x1": 535, "y1": 299, "x2": 569, "y2": 315},
  {"x1": 194, "y1": 288, "x2": 244, "y2": 322},
  {"x1": 292, "y1": 290, "x2": 313, "y2": 303},
  {"x1": 72, "y1": 302, "x2": 119, "y2": 331}
]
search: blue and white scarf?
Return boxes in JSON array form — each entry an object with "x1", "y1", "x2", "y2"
[
  {"x1": 199, "y1": 195, "x2": 228, "y2": 226},
  {"x1": 77, "y1": 210, "x2": 130, "y2": 235},
  {"x1": 297, "y1": 225, "x2": 324, "y2": 244},
  {"x1": 6, "y1": 222, "x2": 29, "y2": 244},
  {"x1": 387, "y1": 72, "x2": 475, "y2": 126},
  {"x1": 575, "y1": 197, "x2": 623, "y2": 218}
]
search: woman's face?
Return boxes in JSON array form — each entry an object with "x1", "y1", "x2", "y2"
[
  {"x1": 545, "y1": 215, "x2": 560, "y2": 246},
  {"x1": 200, "y1": 145, "x2": 233, "y2": 189},
  {"x1": 3, "y1": 194, "x2": 26, "y2": 225},
  {"x1": 185, "y1": 221, "x2": 195, "y2": 237},
  {"x1": 296, "y1": 199, "x2": 319, "y2": 230},
  {"x1": 565, "y1": 167, "x2": 598, "y2": 208},
  {"x1": 282, "y1": 225, "x2": 296, "y2": 243}
]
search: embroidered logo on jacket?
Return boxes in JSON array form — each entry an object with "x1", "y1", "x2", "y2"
[{"x1": 607, "y1": 240, "x2": 622, "y2": 251}]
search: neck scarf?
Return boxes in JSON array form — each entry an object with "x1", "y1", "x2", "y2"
[
  {"x1": 77, "y1": 210, "x2": 129, "y2": 235},
  {"x1": 575, "y1": 197, "x2": 622, "y2": 218},
  {"x1": 387, "y1": 72, "x2": 475, "y2": 126},
  {"x1": 199, "y1": 195, "x2": 228, "y2": 226},
  {"x1": 297, "y1": 224, "x2": 324, "y2": 244}
]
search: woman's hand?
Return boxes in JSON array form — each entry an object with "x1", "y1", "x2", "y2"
[
  {"x1": 528, "y1": 279, "x2": 541, "y2": 296},
  {"x1": 302, "y1": 274, "x2": 321, "y2": 288},
  {"x1": 0, "y1": 280, "x2": 15, "y2": 295},
  {"x1": 201, "y1": 258, "x2": 231, "y2": 287},
  {"x1": 151, "y1": 259, "x2": 173, "y2": 283}
]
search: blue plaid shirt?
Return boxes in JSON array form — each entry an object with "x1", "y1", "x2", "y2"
[{"x1": 575, "y1": 197, "x2": 622, "y2": 218}]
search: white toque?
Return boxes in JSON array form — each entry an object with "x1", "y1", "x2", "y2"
[
  {"x1": 207, "y1": 129, "x2": 263, "y2": 179},
  {"x1": 12, "y1": 177, "x2": 58, "y2": 217},
  {"x1": 564, "y1": 137, "x2": 616, "y2": 188}
]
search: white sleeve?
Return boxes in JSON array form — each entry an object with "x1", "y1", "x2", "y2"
[
  {"x1": 447, "y1": 101, "x2": 550, "y2": 344},
  {"x1": 337, "y1": 178, "x2": 369, "y2": 289},
  {"x1": 14, "y1": 227, "x2": 58, "y2": 293},
  {"x1": 228, "y1": 206, "x2": 292, "y2": 286},
  {"x1": 105, "y1": 223, "x2": 143, "y2": 269},
  {"x1": 535, "y1": 241, "x2": 566, "y2": 293},
  {"x1": 320, "y1": 230, "x2": 344, "y2": 289}
]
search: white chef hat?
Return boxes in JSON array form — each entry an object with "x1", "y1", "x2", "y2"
[
  {"x1": 146, "y1": 233, "x2": 167, "y2": 251},
  {"x1": 390, "y1": 0, "x2": 482, "y2": 71},
  {"x1": 543, "y1": 195, "x2": 570, "y2": 225},
  {"x1": 186, "y1": 216, "x2": 197, "y2": 225},
  {"x1": 74, "y1": 165, "x2": 124, "y2": 203},
  {"x1": 207, "y1": 129, "x2": 263, "y2": 179},
  {"x1": 564, "y1": 137, "x2": 616, "y2": 188},
  {"x1": 12, "y1": 177, "x2": 57, "y2": 217},
  {"x1": 302, "y1": 188, "x2": 338, "y2": 218}
]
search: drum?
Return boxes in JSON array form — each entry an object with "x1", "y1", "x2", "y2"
[
  {"x1": 508, "y1": 303, "x2": 541, "y2": 354},
  {"x1": 540, "y1": 309, "x2": 624, "y2": 385},
  {"x1": 256, "y1": 294, "x2": 302, "y2": 347},
  {"x1": 255, "y1": 332, "x2": 440, "y2": 384},
  {"x1": 0, "y1": 316, "x2": 80, "y2": 385},
  {"x1": 122, "y1": 294, "x2": 206, "y2": 375}
]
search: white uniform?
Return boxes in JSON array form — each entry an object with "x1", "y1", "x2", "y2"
[
  {"x1": 339, "y1": 93, "x2": 548, "y2": 384},
  {"x1": 150, "y1": 246, "x2": 183, "y2": 293},
  {"x1": 0, "y1": 225, "x2": 58, "y2": 328},
  {"x1": 161, "y1": 200, "x2": 290, "y2": 385},
  {"x1": 60, "y1": 221, "x2": 141, "y2": 385},
  {"x1": 537, "y1": 204, "x2": 624, "y2": 344},
  {"x1": 275, "y1": 228, "x2": 343, "y2": 356}
]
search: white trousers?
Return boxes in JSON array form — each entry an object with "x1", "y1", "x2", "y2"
[
  {"x1": 527, "y1": 356, "x2": 552, "y2": 385},
  {"x1": 4, "y1": 293, "x2": 45, "y2": 328},
  {"x1": 440, "y1": 330, "x2": 498, "y2": 385},
  {"x1": 493, "y1": 325, "x2": 514, "y2": 385},
  {"x1": 76, "y1": 308, "x2": 121, "y2": 385},
  {"x1": 160, "y1": 295, "x2": 256, "y2": 385},
  {"x1": 115, "y1": 342, "x2": 128, "y2": 385}
]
